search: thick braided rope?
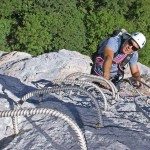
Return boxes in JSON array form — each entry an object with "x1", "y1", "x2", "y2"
[
  {"x1": 0, "y1": 108, "x2": 87, "y2": 150},
  {"x1": 12, "y1": 116, "x2": 19, "y2": 135},
  {"x1": 65, "y1": 72, "x2": 119, "y2": 100},
  {"x1": 53, "y1": 79, "x2": 108, "y2": 111},
  {"x1": 19, "y1": 86, "x2": 103, "y2": 126}
]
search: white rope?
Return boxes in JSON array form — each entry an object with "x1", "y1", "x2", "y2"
[
  {"x1": 65, "y1": 72, "x2": 119, "y2": 100},
  {"x1": 53, "y1": 79, "x2": 108, "y2": 111},
  {"x1": 19, "y1": 86, "x2": 103, "y2": 127},
  {"x1": 0, "y1": 108, "x2": 87, "y2": 150}
]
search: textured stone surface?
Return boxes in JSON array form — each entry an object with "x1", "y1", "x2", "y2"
[
  {"x1": 0, "y1": 49, "x2": 149, "y2": 150},
  {"x1": 0, "y1": 49, "x2": 92, "y2": 85}
]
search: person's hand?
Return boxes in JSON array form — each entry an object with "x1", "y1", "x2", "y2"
[
  {"x1": 132, "y1": 81, "x2": 142, "y2": 89},
  {"x1": 132, "y1": 77, "x2": 145, "y2": 89}
]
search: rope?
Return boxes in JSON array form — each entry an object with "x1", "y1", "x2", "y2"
[
  {"x1": 12, "y1": 116, "x2": 19, "y2": 135},
  {"x1": 65, "y1": 72, "x2": 119, "y2": 100},
  {"x1": 126, "y1": 78, "x2": 150, "y2": 120},
  {"x1": 18, "y1": 86, "x2": 103, "y2": 127},
  {"x1": 0, "y1": 108, "x2": 87, "y2": 150},
  {"x1": 53, "y1": 79, "x2": 108, "y2": 111}
]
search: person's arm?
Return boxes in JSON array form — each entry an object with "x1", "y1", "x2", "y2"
[
  {"x1": 103, "y1": 47, "x2": 114, "y2": 80},
  {"x1": 130, "y1": 64, "x2": 142, "y2": 87},
  {"x1": 130, "y1": 64, "x2": 141, "y2": 80}
]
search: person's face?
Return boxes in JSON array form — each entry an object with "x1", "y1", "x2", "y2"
[{"x1": 121, "y1": 38, "x2": 140, "y2": 54}]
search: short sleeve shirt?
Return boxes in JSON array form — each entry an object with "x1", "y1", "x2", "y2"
[
  {"x1": 98, "y1": 35, "x2": 138, "y2": 66},
  {"x1": 97, "y1": 35, "x2": 138, "y2": 76}
]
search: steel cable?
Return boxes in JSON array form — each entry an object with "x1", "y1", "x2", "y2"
[
  {"x1": 65, "y1": 72, "x2": 119, "y2": 100},
  {"x1": 0, "y1": 108, "x2": 87, "y2": 150},
  {"x1": 18, "y1": 86, "x2": 103, "y2": 127},
  {"x1": 53, "y1": 79, "x2": 108, "y2": 111}
]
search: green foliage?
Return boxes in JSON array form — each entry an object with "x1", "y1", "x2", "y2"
[
  {"x1": 77, "y1": 0, "x2": 150, "y2": 66},
  {"x1": 0, "y1": 0, "x2": 150, "y2": 66},
  {"x1": 14, "y1": 12, "x2": 53, "y2": 55},
  {"x1": 0, "y1": 18, "x2": 12, "y2": 51},
  {"x1": 0, "y1": 0, "x2": 86, "y2": 55},
  {"x1": 125, "y1": 0, "x2": 150, "y2": 66},
  {"x1": 0, "y1": 0, "x2": 22, "y2": 18},
  {"x1": 37, "y1": 0, "x2": 86, "y2": 53}
]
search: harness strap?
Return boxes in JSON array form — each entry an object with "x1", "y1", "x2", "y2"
[
  {"x1": 95, "y1": 54, "x2": 127, "y2": 65},
  {"x1": 119, "y1": 53, "x2": 134, "y2": 68},
  {"x1": 113, "y1": 54, "x2": 127, "y2": 64},
  {"x1": 116, "y1": 53, "x2": 134, "y2": 83},
  {"x1": 93, "y1": 53, "x2": 133, "y2": 79}
]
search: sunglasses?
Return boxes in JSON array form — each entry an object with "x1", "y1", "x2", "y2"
[{"x1": 127, "y1": 39, "x2": 139, "y2": 51}]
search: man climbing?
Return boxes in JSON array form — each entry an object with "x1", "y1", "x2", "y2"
[{"x1": 91, "y1": 29, "x2": 146, "y2": 87}]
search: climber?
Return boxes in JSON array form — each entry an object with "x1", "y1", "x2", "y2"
[{"x1": 91, "y1": 29, "x2": 146, "y2": 87}]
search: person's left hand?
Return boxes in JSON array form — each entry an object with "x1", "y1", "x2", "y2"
[
  {"x1": 132, "y1": 77, "x2": 146, "y2": 89},
  {"x1": 132, "y1": 81, "x2": 142, "y2": 89}
]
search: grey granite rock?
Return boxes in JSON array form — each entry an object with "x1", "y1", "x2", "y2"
[{"x1": 0, "y1": 49, "x2": 149, "y2": 150}]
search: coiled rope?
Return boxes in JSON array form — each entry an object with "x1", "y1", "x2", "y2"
[{"x1": 0, "y1": 108, "x2": 87, "y2": 150}]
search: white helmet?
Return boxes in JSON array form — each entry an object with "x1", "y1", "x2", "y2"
[{"x1": 130, "y1": 32, "x2": 146, "y2": 49}]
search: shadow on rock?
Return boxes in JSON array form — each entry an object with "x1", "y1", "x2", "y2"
[
  {"x1": 0, "y1": 74, "x2": 36, "y2": 98},
  {"x1": 0, "y1": 134, "x2": 16, "y2": 149}
]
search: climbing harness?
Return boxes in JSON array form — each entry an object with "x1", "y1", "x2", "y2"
[
  {"x1": 111, "y1": 53, "x2": 134, "y2": 85},
  {"x1": 91, "y1": 28, "x2": 135, "y2": 85}
]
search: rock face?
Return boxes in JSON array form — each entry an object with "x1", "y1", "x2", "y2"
[
  {"x1": 124, "y1": 62, "x2": 150, "y2": 78},
  {"x1": 0, "y1": 49, "x2": 93, "y2": 144},
  {"x1": 0, "y1": 49, "x2": 149, "y2": 150},
  {"x1": 0, "y1": 49, "x2": 92, "y2": 85}
]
